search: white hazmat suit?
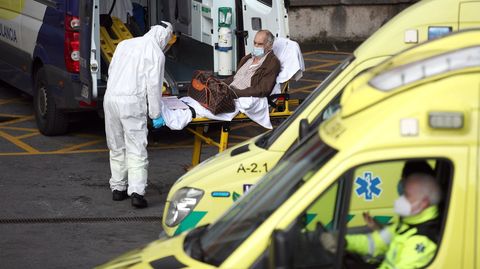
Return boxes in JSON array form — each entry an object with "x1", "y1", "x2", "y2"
[{"x1": 104, "y1": 23, "x2": 173, "y2": 196}]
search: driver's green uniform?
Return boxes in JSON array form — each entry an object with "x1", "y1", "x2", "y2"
[{"x1": 346, "y1": 206, "x2": 439, "y2": 269}]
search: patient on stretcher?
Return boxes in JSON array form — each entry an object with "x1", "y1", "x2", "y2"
[{"x1": 159, "y1": 29, "x2": 304, "y2": 130}]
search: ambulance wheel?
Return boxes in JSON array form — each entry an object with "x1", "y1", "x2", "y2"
[{"x1": 33, "y1": 68, "x2": 69, "y2": 136}]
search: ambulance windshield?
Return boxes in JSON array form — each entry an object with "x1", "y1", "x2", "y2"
[
  {"x1": 198, "y1": 132, "x2": 337, "y2": 266},
  {"x1": 256, "y1": 55, "x2": 353, "y2": 149}
]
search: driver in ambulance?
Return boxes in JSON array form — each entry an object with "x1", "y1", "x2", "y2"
[
  {"x1": 321, "y1": 172, "x2": 442, "y2": 268},
  {"x1": 103, "y1": 22, "x2": 173, "y2": 208}
]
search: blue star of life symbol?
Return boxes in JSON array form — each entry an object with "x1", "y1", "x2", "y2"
[{"x1": 355, "y1": 172, "x2": 382, "y2": 201}]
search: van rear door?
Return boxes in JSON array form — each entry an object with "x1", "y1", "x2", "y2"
[
  {"x1": 241, "y1": 0, "x2": 289, "y2": 53},
  {"x1": 78, "y1": 0, "x2": 99, "y2": 103}
]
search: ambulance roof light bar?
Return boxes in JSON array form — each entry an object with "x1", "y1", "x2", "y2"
[{"x1": 369, "y1": 46, "x2": 480, "y2": 91}]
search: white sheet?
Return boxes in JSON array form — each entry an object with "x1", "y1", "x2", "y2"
[
  {"x1": 271, "y1": 37, "x2": 305, "y2": 95},
  {"x1": 161, "y1": 97, "x2": 271, "y2": 130}
]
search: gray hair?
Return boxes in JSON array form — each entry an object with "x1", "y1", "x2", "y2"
[
  {"x1": 258, "y1": 29, "x2": 275, "y2": 48},
  {"x1": 405, "y1": 173, "x2": 442, "y2": 205}
]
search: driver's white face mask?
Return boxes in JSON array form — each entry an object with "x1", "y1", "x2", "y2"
[{"x1": 394, "y1": 195, "x2": 421, "y2": 217}]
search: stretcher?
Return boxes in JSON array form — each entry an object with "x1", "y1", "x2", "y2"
[
  {"x1": 184, "y1": 37, "x2": 305, "y2": 166},
  {"x1": 186, "y1": 86, "x2": 300, "y2": 166},
  {"x1": 99, "y1": 20, "x2": 303, "y2": 166}
]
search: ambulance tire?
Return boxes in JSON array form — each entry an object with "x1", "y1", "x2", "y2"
[{"x1": 33, "y1": 68, "x2": 69, "y2": 136}]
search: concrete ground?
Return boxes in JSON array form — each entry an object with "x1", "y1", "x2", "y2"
[{"x1": 0, "y1": 47, "x2": 352, "y2": 268}]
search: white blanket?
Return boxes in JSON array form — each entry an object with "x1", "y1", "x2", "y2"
[
  {"x1": 161, "y1": 96, "x2": 272, "y2": 130},
  {"x1": 271, "y1": 37, "x2": 305, "y2": 94}
]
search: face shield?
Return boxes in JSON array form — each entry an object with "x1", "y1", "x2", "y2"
[{"x1": 145, "y1": 21, "x2": 175, "y2": 51}]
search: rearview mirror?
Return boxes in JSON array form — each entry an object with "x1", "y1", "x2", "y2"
[{"x1": 269, "y1": 229, "x2": 292, "y2": 269}]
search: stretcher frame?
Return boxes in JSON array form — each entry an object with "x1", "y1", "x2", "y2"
[
  {"x1": 186, "y1": 87, "x2": 299, "y2": 166},
  {"x1": 98, "y1": 19, "x2": 300, "y2": 166}
]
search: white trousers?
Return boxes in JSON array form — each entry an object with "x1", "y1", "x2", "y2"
[{"x1": 104, "y1": 94, "x2": 148, "y2": 196}]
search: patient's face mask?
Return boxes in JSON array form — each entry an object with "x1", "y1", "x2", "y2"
[{"x1": 252, "y1": 47, "x2": 265, "y2": 58}]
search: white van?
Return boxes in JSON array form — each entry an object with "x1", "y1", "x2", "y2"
[{"x1": 0, "y1": 0, "x2": 289, "y2": 135}]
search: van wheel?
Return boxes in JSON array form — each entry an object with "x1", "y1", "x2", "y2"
[{"x1": 33, "y1": 68, "x2": 69, "y2": 136}]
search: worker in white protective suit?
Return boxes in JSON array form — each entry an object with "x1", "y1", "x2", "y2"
[{"x1": 104, "y1": 22, "x2": 173, "y2": 208}]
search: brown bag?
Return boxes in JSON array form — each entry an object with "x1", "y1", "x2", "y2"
[{"x1": 187, "y1": 70, "x2": 236, "y2": 114}]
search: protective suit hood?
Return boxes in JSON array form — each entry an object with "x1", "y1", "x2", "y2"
[{"x1": 145, "y1": 22, "x2": 173, "y2": 51}]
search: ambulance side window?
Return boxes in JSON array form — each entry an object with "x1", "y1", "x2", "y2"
[
  {"x1": 340, "y1": 158, "x2": 452, "y2": 268},
  {"x1": 283, "y1": 176, "x2": 350, "y2": 268},
  {"x1": 309, "y1": 92, "x2": 343, "y2": 132},
  {"x1": 278, "y1": 158, "x2": 449, "y2": 268},
  {"x1": 348, "y1": 159, "x2": 437, "y2": 230},
  {"x1": 347, "y1": 161, "x2": 405, "y2": 230}
]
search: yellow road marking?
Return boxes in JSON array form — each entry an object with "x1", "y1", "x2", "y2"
[
  {"x1": 303, "y1": 50, "x2": 352, "y2": 56},
  {"x1": 0, "y1": 149, "x2": 109, "y2": 156},
  {"x1": 0, "y1": 144, "x2": 215, "y2": 156},
  {"x1": 55, "y1": 139, "x2": 105, "y2": 153},
  {"x1": 299, "y1": 78, "x2": 323, "y2": 83},
  {"x1": 0, "y1": 115, "x2": 34, "y2": 126},
  {"x1": 229, "y1": 134, "x2": 252, "y2": 140},
  {"x1": 16, "y1": 131, "x2": 40, "y2": 140},
  {"x1": 306, "y1": 61, "x2": 338, "y2": 71},
  {"x1": 311, "y1": 69, "x2": 335, "y2": 73},
  {"x1": 289, "y1": 84, "x2": 318, "y2": 94},
  {"x1": 297, "y1": 89, "x2": 318, "y2": 94},
  {"x1": 0, "y1": 98, "x2": 22, "y2": 105},
  {"x1": 0, "y1": 126, "x2": 38, "y2": 132},
  {"x1": 0, "y1": 129, "x2": 39, "y2": 153},
  {"x1": 0, "y1": 113, "x2": 30, "y2": 118},
  {"x1": 303, "y1": 58, "x2": 342, "y2": 63}
]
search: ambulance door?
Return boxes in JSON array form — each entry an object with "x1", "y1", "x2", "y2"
[
  {"x1": 474, "y1": 84, "x2": 480, "y2": 269},
  {"x1": 78, "y1": 0, "x2": 100, "y2": 103},
  {"x1": 273, "y1": 152, "x2": 466, "y2": 268},
  {"x1": 458, "y1": 1, "x2": 480, "y2": 30},
  {"x1": 240, "y1": 0, "x2": 289, "y2": 54}
]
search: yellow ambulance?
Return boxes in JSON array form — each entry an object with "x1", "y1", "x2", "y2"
[
  {"x1": 97, "y1": 29, "x2": 480, "y2": 269},
  {"x1": 161, "y1": 0, "x2": 480, "y2": 236}
]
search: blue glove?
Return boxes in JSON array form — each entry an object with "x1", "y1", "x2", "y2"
[{"x1": 153, "y1": 117, "x2": 165, "y2": 128}]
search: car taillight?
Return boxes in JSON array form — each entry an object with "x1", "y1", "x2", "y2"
[
  {"x1": 79, "y1": 100, "x2": 97, "y2": 107},
  {"x1": 64, "y1": 15, "x2": 80, "y2": 73}
]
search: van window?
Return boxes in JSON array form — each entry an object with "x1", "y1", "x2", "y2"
[
  {"x1": 284, "y1": 158, "x2": 451, "y2": 268},
  {"x1": 198, "y1": 133, "x2": 338, "y2": 266},
  {"x1": 258, "y1": 0, "x2": 273, "y2": 7}
]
